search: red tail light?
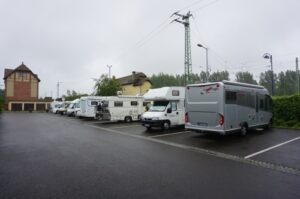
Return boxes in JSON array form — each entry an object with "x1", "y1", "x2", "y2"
[
  {"x1": 219, "y1": 114, "x2": 224, "y2": 126},
  {"x1": 185, "y1": 112, "x2": 189, "y2": 123}
]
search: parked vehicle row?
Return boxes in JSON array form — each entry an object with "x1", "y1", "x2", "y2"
[{"x1": 49, "y1": 81, "x2": 273, "y2": 136}]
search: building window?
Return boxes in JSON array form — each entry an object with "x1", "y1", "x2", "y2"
[{"x1": 17, "y1": 72, "x2": 29, "y2": 81}]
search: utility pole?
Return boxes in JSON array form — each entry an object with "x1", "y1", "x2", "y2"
[
  {"x1": 107, "y1": 65, "x2": 112, "y2": 79},
  {"x1": 172, "y1": 11, "x2": 192, "y2": 85},
  {"x1": 56, "y1": 82, "x2": 63, "y2": 99},
  {"x1": 296, "y1": 57, "x2": 299, "y2": 94}
]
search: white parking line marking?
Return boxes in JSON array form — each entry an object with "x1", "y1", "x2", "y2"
[
  {"x1": 244, "y1": 136, "x2": 300, "y2": 159},
  {"x1": 149, "y1": 131, "x2": 190, "y2": 138},
  {"x1": 85, "y1": 124, "x2": 300, "y2": 175}
]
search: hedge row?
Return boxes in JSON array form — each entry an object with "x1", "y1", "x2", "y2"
[{"x1": 272, "y1": 94, "x2": 300, "y2": 128}]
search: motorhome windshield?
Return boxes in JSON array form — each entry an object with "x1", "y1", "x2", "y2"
[{"x1": 149, "y1": 101, "x2": 169, "y2": 112}]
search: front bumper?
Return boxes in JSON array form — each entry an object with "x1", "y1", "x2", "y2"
[{"x1": 142, "y1": 120, "x2": 165, "y2": 127}]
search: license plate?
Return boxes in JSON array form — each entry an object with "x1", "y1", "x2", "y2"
[{"x1": 144, "y1": 124, "x2": 150, "y2": 127}]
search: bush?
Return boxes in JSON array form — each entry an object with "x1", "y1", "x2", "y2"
[{"x1": 273, "y1": 94, "x2": 300, "y2": 128}]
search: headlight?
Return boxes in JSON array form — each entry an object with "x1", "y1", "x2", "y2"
[{"x1": 152, "y1": 117, "x2": 159, "y2": 120}]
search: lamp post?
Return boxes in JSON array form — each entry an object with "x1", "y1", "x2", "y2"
[
  {"x1": 197, "y1": 44, "x2": 209, "y2": 82},
  {"x1": 263, "y1": 53, "x2": 274, "y2": 96},
  {"x1": 107, "y1": 65, "x2": 112, "y2": 79}
]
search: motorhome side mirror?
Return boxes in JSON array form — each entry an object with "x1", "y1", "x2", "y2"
[{"x1": 167, "y1": 108, "x2": 172, "y2": 113}]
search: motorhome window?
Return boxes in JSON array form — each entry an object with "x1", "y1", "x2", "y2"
[
  {"x1": 102, "y1": 101, "x2": 109, "y2": 107},
  {"x1": 114, "y1": 101, "x2": 123, "y2": 107},
  {"x1": 260, "y1": 98, "x2": 264, "y2": 109},
  {"x1": 172, "y1": 90, "x2": 180, "y2": 96},
  {"x1": 90, "y1": 101, "x2": 98, "y2": 106},
  {"x1": 171, "y1": 102, "x2": 177, "y2": 111},
  {"x1": 237, "y1": 92, "x2": 255, "y2": 108},
  {"x1": 131, "y1": 101, "x2": 138, "y2": 106},
  {"x1": 149, "y1": 101, "x2": 169, "y2": 112},
  {"x1": 225, "y1": 91, "x2": 237, "y2": 104},
  {"x1": 143, "y1": 102, "x2": 150, "y2": 107},
  {"x1": 265, "y1": 95, "x2": 272, "y2": 112}
]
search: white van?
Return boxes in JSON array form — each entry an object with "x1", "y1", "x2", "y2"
[
  {"x1": 141, "y1": 87, "x2": 185, "y2": 130},
  {"x1": 50, "y1": 101, "x2": 63, "y2": 114},
  {"x1": 78, "y1": 96, "x2": 106, "y2": 118},
  {"x1": 185, "y1": 81, "x2": 272, "y2": 136},
  {"x1": 66, "y1": 99, "x2": 80, "y2": 116},
  {"x1": 95, "y1": 96, "x2": 144, "y2": 122}
]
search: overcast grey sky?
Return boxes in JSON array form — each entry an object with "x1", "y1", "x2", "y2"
[{"x1": 1, "y1": 0, "x2": 300, "y2": 98}]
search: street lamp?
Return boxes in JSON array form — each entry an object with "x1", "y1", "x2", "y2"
[
  {"x1": 197, "y1": 44, "x2": 209, "y2": 82},
  {"x1": 107, "y1": 65, "x2": 112, "y2": 79},
  {"x1": 263, "y1": 53, "x2": 274, "y2": 96}
]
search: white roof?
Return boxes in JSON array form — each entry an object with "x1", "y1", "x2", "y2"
[{"x1": 144, "y1": 87, "x2": 185, "y2": 101}]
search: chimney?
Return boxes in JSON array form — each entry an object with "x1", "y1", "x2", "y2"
[{"x1": 132, "y1": 71, "x2": 136, "y2": 81}]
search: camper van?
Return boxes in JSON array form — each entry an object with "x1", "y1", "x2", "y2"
[
  {"x1": 95, "y1": 96, "x2": 144, "y2": 122},
  {"x1": 50, "y1": 101, "x2": 63, "y2": 114},
  {"x1": 141, "y1": 87, "x2": 185, "y2": 130},
  {"x1": 66, "y1": 99, "x2": 80, "y2": 116},
  {"x1": 57, "y1": 101, "x2": 71, "y2": 115},
  {"x1": 185, "y1": 81, "x2": 272, "y2": 136},
  {"x1": 78, "y1": 96, "x2": 106, "y2": 118}
]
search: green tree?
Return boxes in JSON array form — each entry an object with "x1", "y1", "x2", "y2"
[
  {"x1": 62, "y1": 90, "x2": 88, "y2": 101},
  {"x1": 259, "y1": 70, "x2": 277, "y2": 95},
  {"x1": 276, "y1": 70, "x2": 298, "y2": 96},
  {"x1": 208, "y1": 70, "x2": 230, "y2": 82},
  {"x1": 94, "y1": 74, "x2": 121, "y2": 96},
  {"x1": 235, "y1": 71, "x2": 257, "y2": 84}
]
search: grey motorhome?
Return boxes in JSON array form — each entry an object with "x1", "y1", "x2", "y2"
[{"x1": 185, "y1": 81, "x2": 272, "y2": 136}]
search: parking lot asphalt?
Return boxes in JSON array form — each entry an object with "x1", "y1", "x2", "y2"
[{"x1": 0, "y1": 112, "x2": 299, "y2": 199}]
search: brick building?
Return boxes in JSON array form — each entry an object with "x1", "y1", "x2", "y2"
[{"x1": 3, "y1": 62, "x2": 51, "y2": 111}]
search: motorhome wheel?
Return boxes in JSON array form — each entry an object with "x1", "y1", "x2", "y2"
[
  {"x1": 240, "y1": 124, "x2": 248, "y2": 136},
  {"x1": 162, "y1": 121, "x2": 170, "y2": 130},
  {"x1": 125, "y1": 116, "x2": 132, "y2": 123}
]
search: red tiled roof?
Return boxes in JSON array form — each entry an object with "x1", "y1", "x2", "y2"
[{"x1": 3, "y1": 62, "x2": 40, "y2": 82}]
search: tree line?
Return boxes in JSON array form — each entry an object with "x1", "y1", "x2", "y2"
[{"x1": 150, "y1": 70, "x2": 300, "y2": 96}]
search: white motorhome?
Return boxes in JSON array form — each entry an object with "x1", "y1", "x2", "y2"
[
  {"x1": 141, "y1": 87, "x2": 185, "y2": 130},
  {"x1": 50, "y1": 101, "x2": 63, "y2": 114},
  {"x1": 185, "y1": 81, "x2": 272, "y2": 136},
  {"x1": 78, "y1": 96, "x2": 106, "y2": 118},
  {"x1": 95, "y1": 96, "x2": 144, "y2": 122},
  {"x1": 66, "y1": 99, "x2": 80, "y2": 116}
]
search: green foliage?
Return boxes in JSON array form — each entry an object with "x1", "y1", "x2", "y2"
[
  {"x1": 150, "y1": 71, "x2": 229, "y2": 88},
  {"x1": 94, "y1": 74, "x2": 122, "y2": 96},
  {"x1": 235, "y1": 71, "x2": 257, "y2": 84},
  {"x1": 259, "y1": 70, "x2": 277, "y2": 95},
  {"x1": 62, "y1": 90, "x2": 88, "y2": 101},
  {"x1": 208, "y1": 70, "x2": 230, "y2": 82},
  {"x1": 276, "y1": 70, "x2": 299, "y2": 96},
  {"x1": 272, "y1": 94, "x2": 300, "y2": 128}
]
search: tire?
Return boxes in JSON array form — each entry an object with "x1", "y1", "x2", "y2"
[
  {"x1": 265, "y1": 119, "x2": 272, "y2": 130},
  {"x1": 146, "y1": 126, "x2": 152, "y2": 131},
  {"x1": 240, "y1": 124, "x2": 248, "y2": 136},
  {"x1": 162, "y1": 121, "x2": 170, "y2": 130},
  {"x1": 124, "y1": 116, "x2": 132, "y2": 123}
]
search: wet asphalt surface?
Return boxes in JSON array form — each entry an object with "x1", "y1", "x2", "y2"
[{"x1": 0, "y1": 112, "x2": 299, "y2": 199}]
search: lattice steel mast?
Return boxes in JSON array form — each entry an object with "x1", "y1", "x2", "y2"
[{"x1": 172, "y1": 11, "x2": 193, "y2": 85}]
